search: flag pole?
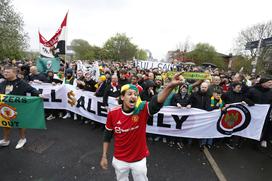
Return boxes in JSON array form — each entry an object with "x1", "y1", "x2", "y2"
[{"x1": 64, "y1": 11, "x2": 68, "y2": 82}]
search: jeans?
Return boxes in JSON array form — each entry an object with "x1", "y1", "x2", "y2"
[{"x1": 200, "y1": 138, "x2": 213, "y2": 146}]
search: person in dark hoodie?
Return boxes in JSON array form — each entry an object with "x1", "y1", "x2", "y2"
[
  {"x1": 171, "y1": 83, "x2": 191, "y2": 108},
  {"x1": 83, "y1": 72, "x2": 97, "y2": 92},
  {"x1": 45, "y1": 70, "x2": 62, "y2": 121},
  {"x1": 64, "y1": 68, "x2": 76, "y2": 86},
  {"x1": 140, "y1": 80, "x2": 156, "y2": 101},
  {"x1": 45, "y1": 70, "x2": 62, "y2": 84},
  {"x1": 170, "y1": 83, "x2": 191, "y2": 148},
  {"x1": 62, "y1": 68, "x2": 77, "y2": 120},
  {"x1": 221, "y1": 82, "x2": 253, "y2": 106},
  {"x1": 140, "y1": 80, "x2": 157, "y2": 142},
  {"x1": 95, "y1": 75, "x2": 107, "y2": 97},
  {"x1": 221, "y1": 82, "x2": 254, "y2": 149},
  {"x1": 247, "y1": 75, "x2": 272, "y2": 148}
]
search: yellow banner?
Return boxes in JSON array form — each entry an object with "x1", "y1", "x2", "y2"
[{"x1": 167, "y1": 72, "x2": 212, "y2": 80}]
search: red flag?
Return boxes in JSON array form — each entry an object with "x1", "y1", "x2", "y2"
[{"x1": 39, "y1": 12, "x2": 68, "y2": 57}]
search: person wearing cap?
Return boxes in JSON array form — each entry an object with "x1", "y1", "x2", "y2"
[
  {"x1": 100, "y1": 73, "x2": 184, "y2": 181},
  {"x1": 247, "y1": 75, "x2": 272, "y2": 148},
  {"x1": 95, "y1": 75, "x2": 107, "y2": 97},
  {"x1": 171, "y1": 83, "x2": 191, "y2": 109},
  {"x1": 169, "y1": 82, "x2": 191, "y2": 148}
]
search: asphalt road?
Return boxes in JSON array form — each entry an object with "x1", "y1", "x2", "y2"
[{"x1": 0, "y1": 118, "x2": 271, "y2": 181}]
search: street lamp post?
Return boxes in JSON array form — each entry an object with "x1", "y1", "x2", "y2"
[{"x1": 252, "y1": 38, "x2": 262, "y2": 76}]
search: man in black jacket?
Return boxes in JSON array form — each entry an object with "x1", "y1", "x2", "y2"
[
  {"x1": 221, "y1": 82, "x2": 253, "y2": 106},
  {"x1": 188, "y1": 82, "x2": 212, "y2": 150},
  {"x1": 221, "y1": 82, "x2": 254, "y2": 149},
  {"x1": 189, "y1": 82, "x2": 211, "y2": 110},
  {"x1": 29, "y1": 66, "x2": 47, "y2": 83},
  {"x1": 103, "y1": 74, "x2": 121, "y2": 107},
  {"x1": 0, "y1": 66, "x2": 42, "y2": 149},
  {"x1": 247, "y1": 76, "x2": 272, "y2": 148}
]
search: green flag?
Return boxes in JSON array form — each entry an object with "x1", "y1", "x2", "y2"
[
  {"x1": 0, "y1": 94, "x2": 46, "y2": 129},
  {"x1": 36, "y1": 57, "x2": 60, "y2": 73}
]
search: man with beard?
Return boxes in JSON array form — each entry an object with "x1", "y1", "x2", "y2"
[
  {"x1": 188, "y1": 82, "x2": 212, "y2": 150},
  {"x1": 100, "y1": 73, "x2": 184, "y2": 181},
  {"x1": 247, "y1": 75, "x2": 272, "y2": 148},
  {"x1": 75, "y1": 70, "x2": 85, "y2": 90}
]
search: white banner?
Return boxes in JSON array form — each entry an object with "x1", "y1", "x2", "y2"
[
  {"x1": 33, "y1": 83, "x2": 270, "y2": 140},
  {"x1": 135, "y1": 60, "x2": 176, "y2": 71}
]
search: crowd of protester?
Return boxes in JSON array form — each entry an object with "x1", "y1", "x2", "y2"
[{"x1": 0, "y1": 58, "x2": 272, "y2": 151}]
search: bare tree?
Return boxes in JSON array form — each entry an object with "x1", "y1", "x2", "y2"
[
  {"x1": 176, "y1": 36, "x2": 193, "y2": 52},
  {"x1": 235, "y1": 21, "x2": 272, "y2": 58},
  {"x1": 234, "y1": 21, "x2": 272, "y2": 73}
]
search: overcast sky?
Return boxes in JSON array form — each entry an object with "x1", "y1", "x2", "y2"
[{"x1": 12, "y1": 0, "x2": 272, "y2": 59}]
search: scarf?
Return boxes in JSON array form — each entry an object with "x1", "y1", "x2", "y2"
[{"x1": 211, "y1": 96, "x2": 223, "y2": 109}]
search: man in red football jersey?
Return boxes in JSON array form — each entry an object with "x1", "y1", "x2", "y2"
[{"x1": 100, "y1": 73, "x2": 184, "y2": 181}]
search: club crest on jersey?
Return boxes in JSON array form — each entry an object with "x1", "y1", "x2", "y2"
[{"x1": 132, "y1": 115, "x2": 139, "y2": 123}]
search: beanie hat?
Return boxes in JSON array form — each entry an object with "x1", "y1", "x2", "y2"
[
  {"x1": 259, "y1": 75, "x2": 272, "y2": 84},
  {"x1": 65, "y1": 68, "x2": 73, "y2": 75},
  {"x1": 99, "y1": 75, "x2": 106, "y2": 82}
]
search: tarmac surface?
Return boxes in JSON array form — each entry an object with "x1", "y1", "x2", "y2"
[{"x1": 0, "y1": 118, "x2": 271, "y2": 181}]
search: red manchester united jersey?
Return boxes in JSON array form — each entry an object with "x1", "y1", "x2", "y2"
[{"x1": 105, "y1": 102, "x2": 150, "y2": 162}]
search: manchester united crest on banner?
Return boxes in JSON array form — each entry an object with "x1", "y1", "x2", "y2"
[
  {"x1": 0, "y1": 103, "x2": 17, "y2": 120},
  {"x1": 217, "y1": 104, "x2": 251, "y2": 135}
]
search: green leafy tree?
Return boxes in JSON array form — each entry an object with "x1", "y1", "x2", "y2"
[
  {"x1": 103, "y1": 33, "x2": 137, "y2": 61},
  {"x1": 71, "y1": 39, "x2": 95, "y2": 60},
  {"x1": 230, "y1": 55, "x2": 252, "y2": 74},
  {"x1": 135, "y1": 49, "x2": 148, "y2": 60},
  {"x1": 0, "y1": 0, "x2": 28, "y2": 60},
  {"x1": 185, "y1": 43, "x2": 225, "y2": 68}
]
